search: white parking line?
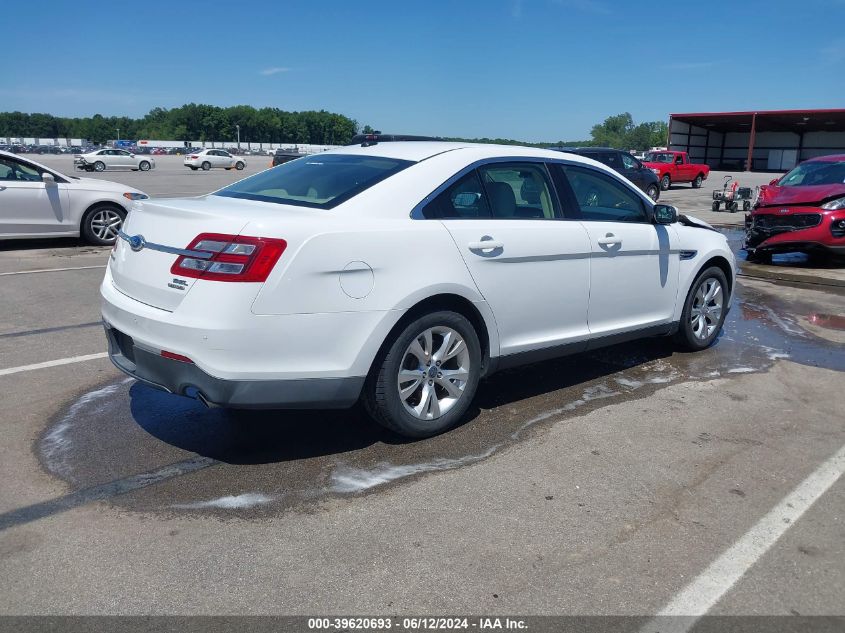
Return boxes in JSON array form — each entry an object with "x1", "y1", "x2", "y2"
[
  {"x1": 0, "y1": 352, "x2": 109, "y2": 376},
  {"x1": 0, "y1": 265, "x2": 106, "y2": 276},
  {"x1": 642, "y1": 443, "x2": 845, "y2": 632}
]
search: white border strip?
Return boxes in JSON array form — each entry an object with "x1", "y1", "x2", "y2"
[
  {"x1": 0, "y1": 265, "x2": 106, "y2": 276},
  {"x1": 0, "y1": 352, "x2": 109, "y2": 376},
  {"x1": 642, "y1": 443, "x2": 845, "y2": 632}
]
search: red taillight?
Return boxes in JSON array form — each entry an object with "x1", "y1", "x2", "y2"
[
  {"x1": 189, "y1": 155, "x2": 198, "y2": 159},
  {"x1": 161, "y1": 350, "x2": 193, "y2": 363},
  {"x1": 170, "y1": 233, "x2": 287, "y2": 282}
]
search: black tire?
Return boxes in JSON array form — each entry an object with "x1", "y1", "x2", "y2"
[
  {"x1": 189, "y1": 166, "x2": 198, "y2": 171},
  {"x1": 743, "y1": 201, "x2": 751, "y2": 212},
  {"x1": 712, "y1": 201, "x2": 720, "y2": 212},
  {"x1": 675, "y1": 266, "x2": 729, "y2": 351},
  {"x1": 806, "y1": 250, "x2": 829, "y2": 266},
  {"x1": 81, "y1": 205, "x2": 126, "y2": 246},
  {"x1": 139, "y1": 161, "x2": 151, "y2": 171},
  {"x1": 660, "y1": 174, "x2": 671, "y2": 191},
  {"x1": 692, "y1": 174, "x2": 703, "y2": 188},
  {"x1": 646, "y1": 184, "x2": 660, "y2": 202},
  {"x1": 362, "y1": 311, "x2": 482, "y2": 438},
  {"x1": 235, "y1": 161, "x2": 245, "y2": 170},
  {"x1": 746, "y1": 250, "x2": 772, "y2": 265},
  {"x1": 201, "y1": 161, "x2": 211, "y2": 171},
  {"x1": 93, "y1": 161, "x2": 106, "y2": 172},
  {"x1": 729, "y1": 201, "x2": 739, "y2": 213}
]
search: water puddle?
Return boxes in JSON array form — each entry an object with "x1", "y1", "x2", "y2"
[{"x1": 38, "y1": 279, "x2": 844, "y2": 518}]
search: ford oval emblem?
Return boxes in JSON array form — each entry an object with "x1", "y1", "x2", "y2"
[{"x1": 128, "y1": 234, "x2": 146, "y2": 252}]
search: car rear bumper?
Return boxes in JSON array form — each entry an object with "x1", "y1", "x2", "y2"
[{"x1": 104, "y1": 323, "x2": 365, "y2": 409}]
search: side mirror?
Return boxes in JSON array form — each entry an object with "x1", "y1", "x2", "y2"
[
  {"x1": 129, "y1": 154, "x2": 135, "y2": 158},
  {"x1": 653, "y1": 204, "x2": 677, "y2": 225},
  {"x1": 41, "y1": 172, "x2": 56, "y2": 185}
]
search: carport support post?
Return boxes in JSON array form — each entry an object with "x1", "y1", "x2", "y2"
[{"x1": 746, "y1": 112, "x2": 757, "y2": 171}]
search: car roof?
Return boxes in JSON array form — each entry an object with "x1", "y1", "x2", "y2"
[
  {"x1": 805, "y1": 153, "x2": 845, "y2": 163},
  {"x1": 554, "y1": 147, "x2": 620, "y2": 153},
  {"x1": 322, "y1": 141, "x2": 601, "y2": 164}
]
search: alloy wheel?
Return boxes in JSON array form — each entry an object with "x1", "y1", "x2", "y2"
[
  {"x1": 690, "y1": 277, "x2": 723, "y2": 340},
  {"x1": 89, "y1": 208, "x2": 123, "y2": 242},
  {"x1": 397, "y1": 326, "x2": 471, "y2": 421}
]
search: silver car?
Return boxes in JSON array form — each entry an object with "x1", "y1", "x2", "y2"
[
  {"x1": 184, "y1": 149, "x2": 246, "y2": 171},
  {"x1": 74, "y1": 149, "x2": 155, "y2": 172}
]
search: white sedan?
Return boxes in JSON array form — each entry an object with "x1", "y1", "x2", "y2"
[
  {"x1": 184, "y1": 149, "x2": 246, "y2": 171},
  {"x1": 75, "y1": 149, "x2": 155, "y2": 172},
  {"x1": 0, "y1": 150, "x2": 148, "y2": 245},
  {"x1": 102, "y1": 142, "x2": 736, "y2": 437}
]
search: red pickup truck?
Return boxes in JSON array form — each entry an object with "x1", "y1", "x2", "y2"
[{"x1": 642, "y1": 151, "x2": 710, "y2": 191}]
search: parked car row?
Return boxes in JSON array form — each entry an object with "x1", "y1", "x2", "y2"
[{"x1": 1, "y1": 144, "x2": 98, "y2": 155}]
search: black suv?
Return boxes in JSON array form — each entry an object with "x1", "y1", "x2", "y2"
[
  {"x1": 271, "y1": 148, "x2": 306, "y2": 167},
  {"x1": 553, "y1": 147, "x2": 660, "y2": 201}
]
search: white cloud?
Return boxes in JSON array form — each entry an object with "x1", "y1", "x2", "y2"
[
  {"x1": 553, "y1": 0, "x2": 612, "y2": 15},
  {"x1": 820, "y1": 39, "x2": 845, "y2": 64},
  {"x1": 662, "y1": 61, "x2": 716, "y2": 70},
  {"x1": 259, "y1": 67, "x2": 290, "y2": 76}
]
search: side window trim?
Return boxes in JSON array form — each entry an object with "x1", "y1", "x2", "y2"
[{"x1": 412, "y1": 156, "x2": 655, "y2": 221}]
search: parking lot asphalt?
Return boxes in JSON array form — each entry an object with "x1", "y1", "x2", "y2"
[{"x1": 0, "y1": 156, "x2": 843, "y2": 618}]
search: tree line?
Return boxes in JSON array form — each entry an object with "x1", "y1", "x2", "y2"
[
  {"x1": 0, "y1": 105, "x2": 667, "y2": 150},
  {"x1": 0, "y1": 104, "x2": 358, "y2": 145}
]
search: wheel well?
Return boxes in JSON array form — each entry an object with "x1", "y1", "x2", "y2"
[
  {"x1": 369, "y1": 294, "x2": 493, "y2": 379},
  {"x1": 700, "y1": 256, "x2": 734, "y2": 296}
]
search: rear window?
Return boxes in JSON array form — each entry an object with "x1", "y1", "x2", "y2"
[{"x1": 214, "y1": 154, "x2": 413, "y2": 209}]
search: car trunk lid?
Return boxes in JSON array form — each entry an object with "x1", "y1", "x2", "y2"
[{"x1": 109, "y1": 198, "x2": 250, "y2": 311}]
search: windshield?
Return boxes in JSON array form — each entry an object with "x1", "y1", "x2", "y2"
[
  {"x1": 214, "y1": 154, "x2": 414, "y2": 209},
  {"x1": 777, "y1": 160, "x2": 845, "y2": 187},
  {"x1": 644, "y1": 152, "x2": 673, "y2": 163}
]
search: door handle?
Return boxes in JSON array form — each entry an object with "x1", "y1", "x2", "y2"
[
  {"x1": 597, "y1": 234, "x2": 621, "y2": 246},
  {"x1": 468, "y1": 240, "x2": 504, "y2": 251}
]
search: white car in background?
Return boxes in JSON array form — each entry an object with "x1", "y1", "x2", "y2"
[
  {"x1": 102, "y1": 142, "x2": 735, "y2": 438},
  {"x1": 0, "y1": 150, "x2": 148, "y2": 245},
  {"x1": 75, "y1": 149, "x2": 155, "y2": 172},
  {"x1": 184, "y1": 149, "x2": 246, "y2": 171}
]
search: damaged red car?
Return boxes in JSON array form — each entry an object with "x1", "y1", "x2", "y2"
[{"x1": 745, "y1": 154, "x2": 845, "y2": 263}]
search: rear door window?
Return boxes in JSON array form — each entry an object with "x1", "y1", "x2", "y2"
[{"x1": 478, "y1": 163, "x2": 558, "y2": 219}]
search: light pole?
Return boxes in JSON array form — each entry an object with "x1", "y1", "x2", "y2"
[
  {"x1": 235, "y1": 124, "x2": 240, "y2": 150},
  {"x1": 116, "y1": 128, "x2": 120, "y2": 146}
]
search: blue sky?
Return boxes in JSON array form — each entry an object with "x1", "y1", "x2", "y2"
[{"x1": 3, "y1": 0, "x2": 844, "y2": 141}]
